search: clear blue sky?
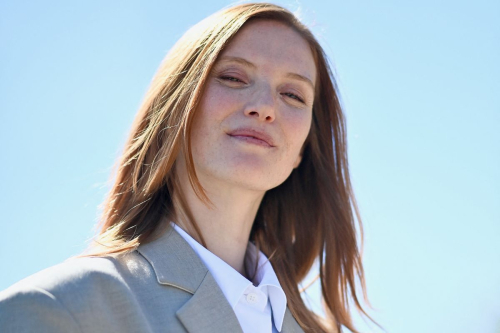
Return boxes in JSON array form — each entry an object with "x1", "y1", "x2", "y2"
[{"x1": 1, "y1": 1, "x2": 499, "y2": 332}]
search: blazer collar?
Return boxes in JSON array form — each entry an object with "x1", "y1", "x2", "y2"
[
  {"x1": 137, "y1": 224, "x2": 243, "y2": 332},
  {"x1": 137, "y1": 223, "x2": 304, "y2": 333},
  {"x1": 137, "y1": 224, "x2": 207, "y2": 293}
]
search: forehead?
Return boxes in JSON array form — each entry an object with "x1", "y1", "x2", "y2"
[{"x1": 217, "y1": 20, "x2": 317, "y2": 84}]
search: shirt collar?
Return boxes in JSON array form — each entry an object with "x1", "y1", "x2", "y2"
[
  {"x1": 171, "y1": 222, "x2": 287, "y2": 331},
  {"x1": 245, "y1": 241, "x2": 287, "y2": 331}
]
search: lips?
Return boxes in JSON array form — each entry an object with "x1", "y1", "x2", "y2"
[{"x1": 227, "y1": 128, "x2": 275, "y2": 147}]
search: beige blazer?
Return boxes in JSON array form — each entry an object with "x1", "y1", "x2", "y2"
[{"x1": 0, "y1": 225, "x2": 304, "y2": 333}]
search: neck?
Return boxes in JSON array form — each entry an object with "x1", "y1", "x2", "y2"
[{"x1": 172, "y1": 161, "x2": 265, "y2": 276}]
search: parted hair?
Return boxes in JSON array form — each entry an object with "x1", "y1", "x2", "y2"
[{"x1": 86, "y1": 3, "x2": 372, "y2": 332}]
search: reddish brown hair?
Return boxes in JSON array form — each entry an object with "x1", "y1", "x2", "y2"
[{"x1": 86, "y1": 3, "x2": 372, "y2": 332}]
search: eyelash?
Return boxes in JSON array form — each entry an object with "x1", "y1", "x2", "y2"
[
  {"x1": 219, "y1": 75, "x2": 305, "y2": 104},
  {"x1": 220, "y1": 75, "x2": 243, "y2": 83},
  {"x1": 282, "y1": 92, "x2": 305, "y2": 104}
]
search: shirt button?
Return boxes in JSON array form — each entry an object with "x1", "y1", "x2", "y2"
[{"x1": 246, "y1": 293, "x2": 259, "y2": 304}]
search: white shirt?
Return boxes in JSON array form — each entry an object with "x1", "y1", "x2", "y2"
[{"x1": 172, "y1": 223, "x2": 287, "y2": 333}]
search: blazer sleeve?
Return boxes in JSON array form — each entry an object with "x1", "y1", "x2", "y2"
[{"x1": 0, "y1": 285, "x2": 82, "y2": 333}]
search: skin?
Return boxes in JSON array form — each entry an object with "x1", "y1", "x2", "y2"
[{"x1": 174, "y1": 20, "x2": 317, "y2": 278}]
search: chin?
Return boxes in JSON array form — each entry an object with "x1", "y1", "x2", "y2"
[
  {"x1": 230, "y1": 177, "x2": 283, "y2": 192},
  {"x1": 193, "y1": 150, "x2": 296, "y2": 192},
  {"x1": 222, "y1": 164, "x2": 293, "y2": 192}
]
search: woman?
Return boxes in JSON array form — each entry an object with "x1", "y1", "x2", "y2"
[{"x1": 0, "y1": 3, "x2": 371, "y2": 332}]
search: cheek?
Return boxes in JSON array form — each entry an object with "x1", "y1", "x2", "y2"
[
  {"x1": 198, "y1": 82, "x2": 242, "y2": 120},
  {"x1": 283, "y1": 112, "x2": 312, "y2": 153},
  {"x1": 191, "y1": 87, "x2": 228, "y2": 142},
  {"x1": 190, "y1": 83, "x2": 242, "y2": 157}
]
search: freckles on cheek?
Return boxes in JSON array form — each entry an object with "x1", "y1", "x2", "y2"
[
  {"x1": 209, "y1": 86, "x2": 244, "y2": 113},
  {"x1": 285, "y1": 117, "x2": 311, "y2": 161},
  {"x1": 287, "y1": 113, "x2": 312, "y2": 139}
]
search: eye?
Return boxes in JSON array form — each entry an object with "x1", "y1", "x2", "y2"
[
  {"x1": 282, "y1": 92, "x2": 305, "y2": 104},
  {"x1": 220, "y1": 75, "x2": 244, "y2": 83}
]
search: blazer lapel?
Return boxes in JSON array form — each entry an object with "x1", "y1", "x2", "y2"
[
  {"x1": 137, "y1": 224, "x2": 243, "y2": 333},
  {"x1": 176, "y1": 272, "x2": 243, "y2": 333}
]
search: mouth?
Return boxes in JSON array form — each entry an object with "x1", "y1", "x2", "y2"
[{"x1": 227, "y1": 128, "x2": 275, "y2": 148}]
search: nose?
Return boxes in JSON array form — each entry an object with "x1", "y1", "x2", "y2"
[{"x1": 243, "y1": 85, "x2": 276, "y2": 122}]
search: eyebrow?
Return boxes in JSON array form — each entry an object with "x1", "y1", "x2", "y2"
[{"x1": 217, "y1": 56, "x2": 315, "y2": 91}]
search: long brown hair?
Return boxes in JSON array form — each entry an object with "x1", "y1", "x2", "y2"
[{"x1": 87, "y1": 3, "x2": 372, "y2": 332}]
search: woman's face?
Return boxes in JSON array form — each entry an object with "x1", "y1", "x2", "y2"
[{"x1": 190, "y1": 20, "x2": 317, "y2": 192}]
